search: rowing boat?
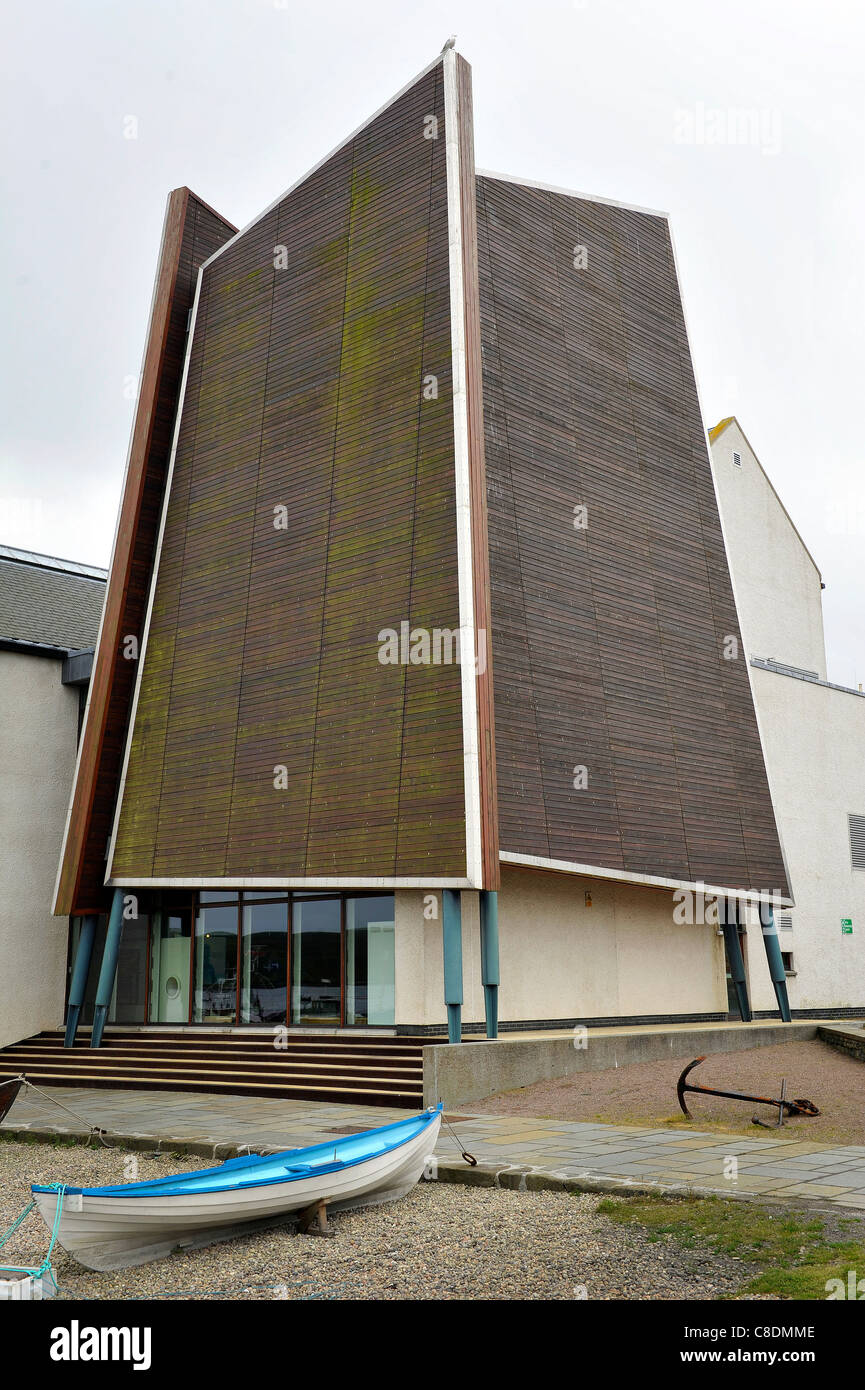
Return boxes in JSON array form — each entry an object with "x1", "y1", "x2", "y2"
[{"x1": 31, "y1": 1103, "x2": 442, "y2": 1271}]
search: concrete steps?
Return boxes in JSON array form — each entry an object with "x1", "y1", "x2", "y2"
[{"x1": 0, "y1": 1029, "x2": 429, "y2": 1107}]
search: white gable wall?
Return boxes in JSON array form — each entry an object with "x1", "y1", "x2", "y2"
[
  {"x1": 711, "y1": 419, "x2": 827, "y2": 678},
  {"x1": 712, "y1": 418, "x2": 865, "y2": 1012}
]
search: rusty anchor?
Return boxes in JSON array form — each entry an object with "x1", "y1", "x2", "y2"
[{"x1": 676, "y1": 1056, "x2": 820, "y2": 1127}]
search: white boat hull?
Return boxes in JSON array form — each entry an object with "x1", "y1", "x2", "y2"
[{"x1": 34, "y1": 1114, "x2": 440, "y2": 1271}]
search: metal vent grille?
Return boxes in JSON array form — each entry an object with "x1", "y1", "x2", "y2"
[
  {"x1": 732, "y1": 450, "x2": 742, "y2": 467},
  {"x1": 850, "y1": 814, "x2": 865, "y2": 870},
  {"x1": 777, "y1": 913, "x2": 793, "y2": 931}
]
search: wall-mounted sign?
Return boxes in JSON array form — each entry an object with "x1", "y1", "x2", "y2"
[{"x1": 842, "y1": 918, "x2": 853, "y2": 935}]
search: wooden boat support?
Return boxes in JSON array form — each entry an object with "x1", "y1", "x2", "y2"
[
  {"x1": 297, "y1": 1199, "x2": 335, "y2": 1239},
  {"x1": 676, "y1": 1056, "x2": 820, "y2": 1125}
]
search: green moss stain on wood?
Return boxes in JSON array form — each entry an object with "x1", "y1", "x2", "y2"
[{"x1": 113, "y1": 64, "x2": 467, "y2": 881}]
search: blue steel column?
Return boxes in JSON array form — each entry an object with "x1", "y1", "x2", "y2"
[
  {"x1": 722, "y1": 901, "x2": 752, "y2": 1023},
  {"x1": 479, "y1": 890, "x2": 500, "y2": 1039},
  {"x1": 64, "y1": 915, "x2": 98, "y2": 1047},
  {"x1": 441, "y1": 890, "x2": 463, "y2": 1044},
  {"x1": 90, "y1": 888, "x2": 126, "y2": 1049},
  {"x1": 760, "y1": 901, "x2": 792, "y2": 1022}
]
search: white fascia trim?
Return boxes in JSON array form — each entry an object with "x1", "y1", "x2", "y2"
[
  {"x1": 476, "y1": 168, "x2": 669, "y2": 221},
  {"x1": 105, "y1": 268, "x2": 206, "y2": 882},
  {"x1": 666, "y1": 224, "x2": 796, "y2": 905},
  {"x1": 52, "y1": 190, "x2": 178, "y2": 916},
  {"x1": 500, "y1": 852, "x2": 794, "y2": 908},
  {"x1": 109, "y1": 877, "x2": 473, "y2": 891},
  {"x1": 443, "y1": 47, "x2": 483, "y2": 891},
  {"x1": 200, "y1": 53, "x2": 447, "y2": 274}
]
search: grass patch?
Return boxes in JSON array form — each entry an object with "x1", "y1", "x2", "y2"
[{"x1": 598, "y1": 1194, "x2": 865, "y2": 1300}]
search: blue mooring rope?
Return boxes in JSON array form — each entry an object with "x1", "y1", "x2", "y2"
[{"x1": 0, "y1": 1182, "x2": 66, "y2": 1292}]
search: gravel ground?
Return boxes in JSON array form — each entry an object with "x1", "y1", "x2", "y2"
[
  {"x1": 0, "y1": 1140, "x2": 753, "y2": 1301},
  {"x1": 461, "y1": 1040, "x2": 865, "y2": 1145}
]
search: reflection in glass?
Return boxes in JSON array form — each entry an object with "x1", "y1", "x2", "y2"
[
  {"x1": 241, "y1": 900, "x2": 288, "y2": 1023},
  {"x1": 291, "y1": 898, "x2": 341, "y2": 1024},
  {"x1": 345, "y1": 896, "x2": 395, "y2": 1025},
  {"x1": 194, "y1": 905, "x2": 238, "y2": 1022},
  {"x1": 111, "y1": 913, "x2": 149, "y2": 1023}
]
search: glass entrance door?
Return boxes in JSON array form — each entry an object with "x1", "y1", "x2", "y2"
[
  {"x1": 291, "y1": 897, "x2": 341, "y2": 1024},
  {"x1": 194, "y1": 903, "x2": 239, "y2": 1023},
  {"x1": 345, "y1": 895, "x2": 395, "y2": 1025},
  {"x1": 241, "y1": 899, "x2": 288, "y2": 1023},
  {"x1": 149, "y1": 909, "x2": 192, "y2": 1023}
]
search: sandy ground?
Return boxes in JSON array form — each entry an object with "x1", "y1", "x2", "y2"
[
  {"x1": 0, "y1": 1140, "x2": 751, "y2": 1300},
  {"x1": 460, "y1": 1040, "x2": 865, "y2": 1145}
]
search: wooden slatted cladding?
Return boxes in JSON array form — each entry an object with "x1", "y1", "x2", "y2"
[
  {"x1": 110, "y1": 62, "x2": 472, "y2": 883},
  {"x1": 55, "y1": 190, "x2": 237, "y2": 915},
  {"x1": 477, "y1": 175, "x2": 790, "y2": 896}
]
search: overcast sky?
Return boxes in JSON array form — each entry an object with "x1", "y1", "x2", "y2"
[{"x1": 2, "y1": 0, "x2": 863, "y2": 684}]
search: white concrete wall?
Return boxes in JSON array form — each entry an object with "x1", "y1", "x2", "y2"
[
  {"x1": 394, "y1": 865, "x2": 727, "y2": 1027},
  {"x1": 742, "y1": 667, "x2": 865, "y2": 1011},
  {"x1": 711, "y1": 418, "x2": 865, "y2": 1012},
  {"x1": 0, "y1": 651, "x2": 77, "y2": 1047},
  {"x1": 710, "y1": 420, "x2": 827, "y2": 677}
]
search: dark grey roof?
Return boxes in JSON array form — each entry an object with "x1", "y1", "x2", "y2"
[{"x1": 0, "y1": 546, "x2": 106, "y2": 651}]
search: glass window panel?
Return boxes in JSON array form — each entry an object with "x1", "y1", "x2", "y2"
[
  {"x1": 194, "y1": 906, "x2": 238, "y2": 1022},
  {"x1": 345, "y1": 895, "x2": 394, "y2": 1026},
  {"x1": 241, "y1": 901, "x2": 288, "y2": 1023},
  {"x1": 291, "y1": 898, "x2": 341, "y2": 1025},
  {"x1": 242, "y1": 892, "x2": 289, "y2": 902},
  {"x1": 111, "y1": 914, "x2": 149, "y2": 1023},
  {"x1": 199, "y1": 891, "x2": 239, "y2": 904}
]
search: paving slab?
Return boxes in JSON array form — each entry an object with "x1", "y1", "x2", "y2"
[{"x1": 3, "y1": 1084, "x2": 865, "y2": 1213}]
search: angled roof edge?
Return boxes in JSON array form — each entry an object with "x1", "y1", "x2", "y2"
[
  {"x1": 500, "y1": 853, "x2": 794, "y2": 908},
  {"x1": 476, "y1": 168, "x2": 669, "y2": 220},
  {"x1": 200, "y1": 49, "x2": 449, "y2": 274},
  {"x1": 663, "y1": 229, "x2": 794, "y2": 903},
  {"x1": 708, "y1": 415, "x2": 734, "y2": 444},
  {"x1": 53, "y1": 186, "x2": 237, "y2": 917},
  {"x1": 708, "y1": 415, "x2": 823, "y2": 581},
  {"x1": 0, "y1": 544, "x2": 107, "y2": 581}
]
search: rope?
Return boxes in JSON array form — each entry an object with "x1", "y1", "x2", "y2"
[
  {"x1": 0, "y1": 1198, "x2": 36, "y2": 1252},
  {"x1": 9, "y1": 1075, "x2": 111, "y2": 1146},
  {"x1": 440, "y1": 1107, "x2": 477, "y2": 1167},
  {"x1": 0, "y1": 1183, "x2": 65, "y2": 1293}
]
